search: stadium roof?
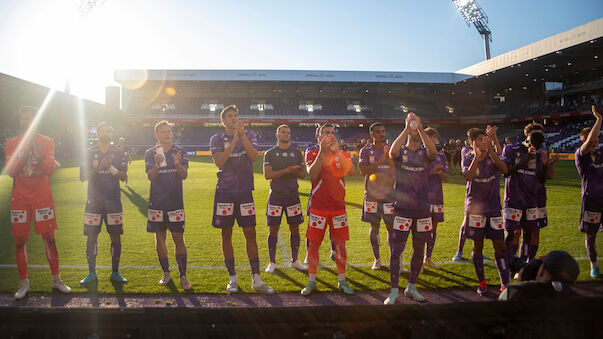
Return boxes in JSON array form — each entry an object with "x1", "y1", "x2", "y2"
[
  {"x1": 457, "y1": 17, "x2": 603, "y2": 76},
  {"x1": 114, "y1": 69, "x2": 472, "y2": 84}
]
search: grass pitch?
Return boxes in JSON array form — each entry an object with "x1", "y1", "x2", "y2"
[{"x1": 0, "y1": 156, "x2": 600, "y2": 295}]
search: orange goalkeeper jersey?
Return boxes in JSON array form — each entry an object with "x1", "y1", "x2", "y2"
[{"x1": 5, "y1": 134, "x2": 55, "y2": 203}]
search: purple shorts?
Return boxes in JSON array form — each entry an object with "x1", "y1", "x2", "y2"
[
  {"x1": 146, "y1": 206, "x2": 185, "y2": 233},
  {"x1": 84, "y1": 199, "x2": 123, "y2": 235},
  {"x1": 212, "y1": 191, "x2": 256, "y2": 228},
  {"x1": 391, "y1": 208, "x2": 431, "y2": 242},
  {"x1": 361, "y1": 196, "x2": 394, "y2": 225},
  {"x1": 464, "y1": 213, "x2": 504, "y2": 241},
  {"x1": 503, "y1": 207, "x2": 540, "y2": 232},
  {"x1": 430, "y1": 204, "x2": 444, "y2": 223},
  {"x1": 266, "y1": 195, "x2": 304, "y2": 227},
  {"x1": 580, "y1": 203, "x2": 602, "y2": 234}
]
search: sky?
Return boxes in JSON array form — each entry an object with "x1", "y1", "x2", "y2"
[{"x1": 1, "y1": 0, "x2": 602, "y2": 103}]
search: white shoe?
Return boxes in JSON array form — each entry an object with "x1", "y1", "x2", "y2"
[
  {"x1": 125, "y1": 183, "x2": 130, "y2": 188},
  {"x1": 180, "y1": 275, "x2": 192, "y2": 290},
  {"x1": 252, "y1": 281, "x2": 275, "y2": 294},
  {"x1": 226, "y1": 280, "x2": 239, "y2": 293},
  {"x1": 52, "y1": 275, "x2": 71, "y2": 293},
  {"x1": 14, "y1": 279, "x2": 29, "y2": 300},
  {"x1": 384, "y1": 288, "x2": 399, "y2": 305},
  {"x1": 404, "y1": 284, "x2": 425, "y2": 302},
  {"x1": 452, "y1": 252, "x2": 463, "y2": 262},
  {"x1": 371, "y1": 259, "x2": 382, "y2": 270},
  {"x1": 265, "y1": 262, "x2": 277, "y2": 273},
  {"x1": 290, "y1": 260, "x2": 307, "y2": 270},
  {"x1": 159, "y1": 272, "x2": 172, "y2": 286}
]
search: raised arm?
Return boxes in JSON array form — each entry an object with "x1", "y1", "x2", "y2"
[{"x1": 580, "y1": 105, "x2": 602, "y2": 154}]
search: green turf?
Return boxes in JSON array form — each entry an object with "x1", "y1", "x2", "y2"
[{"x1": 0, "y1": 157, "x2": 600, "y2": 294}]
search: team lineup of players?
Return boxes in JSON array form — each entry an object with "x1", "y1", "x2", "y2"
[{"x1": 6, "y1": 104, "x2": 603, "y2": 304}]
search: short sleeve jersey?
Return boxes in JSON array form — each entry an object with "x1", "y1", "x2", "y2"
[
  {"x1": 575, "y1": 146, "x2": 603, "y2": 209},
  {"x1": 502, "y1": 142, "x2": 543, "y2": 209},
  {"x1": 306, "y1": 149, "x2": 352, "y2": 211},
  {"x1": 145, "y1": 145, "x2": 188, "y2": 210},
  {"x1": 210, "y1": 130, "x2": 257, "y2": 192},
  {"x1": 427, "y1": 151, "x2": 448, "y2": 205},
  {"x1": 81, "y1": 145, "x2": 127, "y2": 202},
  {"x1": 392, "y1": 146, "x2": 430, "y2": 212},
  {"x1": 263, "y1": 145, "x2": 304, "y2": 198},
  {"x1": 5, "y1": 134, "x2": 55, "y2": 203},
  {"x1": 462, "y1": 150, "x2": 502, "y2": 215},
  {"x1": 358, "y1": 144, "x2": 393, "y2": 197}
]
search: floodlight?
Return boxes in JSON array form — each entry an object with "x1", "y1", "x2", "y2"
[{"x1": 453, "y1": 0, "x2": 492, "y2": 60}]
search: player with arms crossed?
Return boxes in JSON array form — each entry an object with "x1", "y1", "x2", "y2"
[
  {"x1": 302, "y1": 124, "x2": 356, "y2": 295},
  {"x1": 385, "y1": 112, "x2": 436, "y2": 304},
  {"x1": 263, "y1": 124, "x2": 307, "y2": 272},
  {"x1": 358, "y1": 122, "x2": 395, "y2": 270},
  {"x1": 462, "y1": 127, "x2": 510, "y2": 295},
  {"x1": 210, "y1": 105, "x2": 274, "y2": 294},
  {"x1": 145, "y1": 120, "x2": 192, "y2": 290},
  {"x1": 576, "y1": 105, "x2": 603, "y2": 278},
  {"x1": 5, "y1": 106, "x2": 71, "y2": 299},
  {"x1": 79, "y1": 122, "x2": 128, "y2": 285}
]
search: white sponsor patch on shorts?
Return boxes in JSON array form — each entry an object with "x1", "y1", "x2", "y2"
[
  {"x1": 468, "y1": 214, "x2": 486, "y2": 228},
  {"x1": 504, "y1": 208, "x2": 522, "y2": 221},
  {"x1": 584, "y1": 210, "x2": 602, "y2": 224},
  {"x1": 11, "y1": 210, "x2": 27, "y2": 224},
  {"x1": 309, "y1": 214, "x2": 326, "y2": 229},
  {"x1": 417, "y1": 217, "x2": 433, "y2": 232},
  {"x1": 148, "y1": 209, "x2": 164, "y2": 222},
  {"x1": 431, "y1": 204, "x2": 444, "y2": 213},
  {"x1": 84, "y1": 212, "x2": 101, "y2": 226},
  {"x1": 526, "y1": 208, "x2": 539, "y2": 221},
  {"x1": 393, "y1": 216, "x2": 411, "y2": 231},
  {"x1": 383, "y1": 203, "x2": 394, "y2": 215},
  {"x1": 490, "y1": 216, "x2": 504, "y2": 230},
  {"x1": 35, "y1": 207, "x2": 55, "y2": 222},
  {"x1": 216, "y1": 203, "x2": 234, "y2": 216},
  {"x1": 286, "y1": 203, "x2": 301, "y2": 217},
  {"x1": 537, "y1": 207, "x2": 547, "y2": 219},
  {"x1": 107, "y1": 212, "x2": 123, "y2": 226},
  {"x1": 267, "y1": 204, "x2": 283, "y2": 217},
  {"x1": 168, "y1": 209, "x2": 184, "y2": 222},
  {"x1": 332, "y1": 214, "x2": 348, "y2": 229},
  {"x1": 364, "y1": 201, "x2": 377, "y2": 213},
  {"x1": 240, "y1": 202, "x2": 255, "y2": 216}
]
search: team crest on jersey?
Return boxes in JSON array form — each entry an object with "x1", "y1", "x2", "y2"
[
  {"x1": 35, "y1": 207, "x2": 55, "y2": 222},
  {"x1": 402, "y1": 155, "x2": 408, "y2": 163},
  {"x1": 333, "y1": 214, "x2": 348, "y2": 229},
  {"x1": 224, "y1": 142, "x2": 231, "y2": 149},
  {"x1": 93, "y1": 160, "x2": 99, "y2": 168},
  {"x1": 369, "y1": 156, "x2": 375, "y2": 164}
]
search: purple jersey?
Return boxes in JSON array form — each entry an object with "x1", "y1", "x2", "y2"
[
  {"x1": 145, "y1": 145, "x2": 188, "y2": 210},
  {"x1": 502, "y1": 142, "x2": 543, "y2": 209},
  {"x1": 462, "y1": 150, "x2": 502, "y2": 215},
  {"x1": 576, "y1": 146, "x2": 603, "y2": 209},
  {"x1": 81, "y1": 145, "x2": 127, "y2": 202},
  {"x1": 427, "y1": 151, "x2": 448, "y2": 205},
  {"x1": 263, "y1": 145, "x2": 304, "y2": 198},
  {"x1": 461, "y1": 146, "x2": 473, "y2": 158},
  {"x1": 210, "y1": 130, "x2": 257, "y2": 192},
  {"x1": 393, "y1": 146, "x2": 430, "y2": 211},
  {"x1": 359, "y1": 144, "x2": 392, "y2": 196}
]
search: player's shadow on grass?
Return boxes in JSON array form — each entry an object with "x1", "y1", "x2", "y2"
[
  {"x1": 321, "y1": 266, "x2": 370, "y2": 292},
  {"x1": 298, "y1": 192, "x2": 363, "y2": 210},
  {"x1": 121, "y1": 187, "x2": 149, "y2": 217},
  {"x1": 273, "y1": 269, "x2": 306, "y2": 289},
  {"x1": 162, "y1": 279, "x2": 180, "y2": 293},
  {"x1": 421, "y1": 266, "x2": 473, "y2": 288},
  {"x1": 347, "y1": 264, "x2": 391, "y2": 286}
]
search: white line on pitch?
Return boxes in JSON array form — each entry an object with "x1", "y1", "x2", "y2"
[{"x1": 0, "y1": 257, "x2": 599, "y2": 270}]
